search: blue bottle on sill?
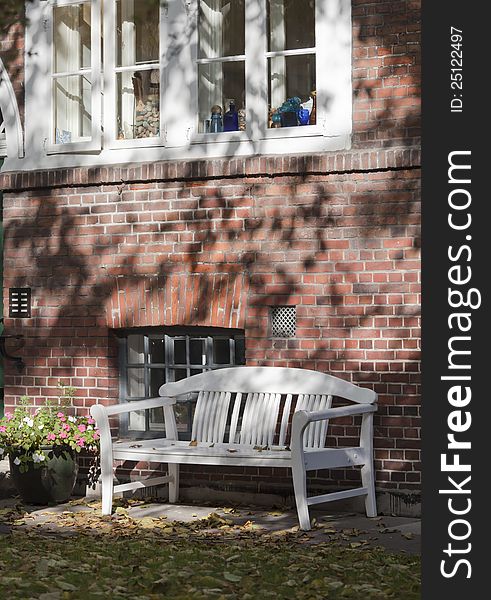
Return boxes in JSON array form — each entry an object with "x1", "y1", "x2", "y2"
[
  {"x1": 223, "y1": 101, "x2": 239, "y2": 132},
  {"x1": 210, "y1": 113, "x2": 223, "y2": 133}
]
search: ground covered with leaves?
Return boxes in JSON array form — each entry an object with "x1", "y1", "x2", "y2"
[{"x1": 0, "y1": 501, "x2": 420, "y2": 600}]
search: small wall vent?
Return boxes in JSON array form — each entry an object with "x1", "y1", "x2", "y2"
[
  {"x1": 270, "y1": 306, "x2": 296, "y2": 338},
  {"x1": 9, "y1": 288, "x2": 31, "y2": 318}
]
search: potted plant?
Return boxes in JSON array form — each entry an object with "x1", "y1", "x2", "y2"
[{"x1": 0, "y1": 383, "x2": 100, "y2": 504}]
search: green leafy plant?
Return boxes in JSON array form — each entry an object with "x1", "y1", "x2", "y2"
[{"x1": 0, "y1": 383, "x2": 99, "y2": 473}]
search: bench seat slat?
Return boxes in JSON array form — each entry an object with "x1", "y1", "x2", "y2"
[{"x1": 112, "y1": 440, "x2": 367, "y2": 470}]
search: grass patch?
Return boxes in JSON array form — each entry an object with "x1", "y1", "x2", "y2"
[
  {"x1": 0, "y1": 530, "x2": 420, "y2": 599},
  {"x1": 0, "y1": 501, "x2": 420, "y2": 599}
]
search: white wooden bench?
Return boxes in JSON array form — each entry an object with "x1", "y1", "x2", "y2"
[{"x1": 90, "y1": 367, "x2": 377, "y2": 530}]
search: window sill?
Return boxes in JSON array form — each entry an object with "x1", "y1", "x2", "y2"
[
  {"x1": 45, "y1": 139, "x2": 102, "y2": 155},
  {"x1": 108, "y1": 136, "x2": 165, "y2": 151},
  {"x1": 191, "y1": 131, "x2": 250, "y2": 145},
  {"x1": 262, "y1": 124, "x2": 324, "y2": 139}
]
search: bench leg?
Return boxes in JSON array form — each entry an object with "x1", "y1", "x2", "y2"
[
  {"x1": 168, "y1": 463, "x2": 179, "y2": 503},
  {"x1": 101, "y1": 464, "x2": 114, "y2": 516},
  {"x1": 361, "y1": 412, "x2": 377, "y2": 517},
  {"x1": 292, "y1": 463, "x2": 311, "y2": 531},
  {"x1": 361, "y1": 462, "x2": 377, "y2": 517}
]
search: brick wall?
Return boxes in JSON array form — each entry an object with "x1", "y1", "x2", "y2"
[
  {"x1": 1, "y1": 148, "x2": 421, "y2": 494},
  {"x1": 352, "y1": 0, "x2": 420, "y2": 149}
]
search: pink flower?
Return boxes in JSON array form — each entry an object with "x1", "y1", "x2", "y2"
[
  {"x1": 77, "y1": 424, "x2": 86, "y2": 433},
  {"x1": 63, "y1": 423, "x2": 70, "y2": 431},
  {"x1": 76, "y1": 438, "x2": 85, "y2": 447},
  {"x1": 47, "y1": 433, "x2": 56, "y2": 441},
  {"x1": 93, "y1": 431, "x2": 100, "y2": 440},
  {"x1": 0, "y1": 426, "x2": 6, "y2": 433},
  {"x1": 87, "y1": 418, "x2": 95, "y2": 425},
  {"x1": 57, "y1": 412, "x2": 64, "y2": 418},
  {"x1": 59, "y1": 432, "x2": 68, "y2": 439},
  {"x1": 5, "y1": 413, "x2": 13, "y2": 421}
]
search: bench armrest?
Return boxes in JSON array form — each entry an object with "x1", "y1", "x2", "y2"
[
  {"x1": 291, "y1": 404, "x2": 377, "y2": 455},
  {"x1": 90, "y1": 397, "x2": 179, "y2": 447},
  {"x1": 299, "y1": 403, "x2": 377, "y2": 425},
  {"x1": 91, "y1": 396, "x2": 176, "y2": 418}
]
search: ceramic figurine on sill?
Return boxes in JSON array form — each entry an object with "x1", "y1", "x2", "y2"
[
  {"x1": 271, "y1": 112, "x2": 282, "y2": 128},
  {"x1": 309, "y1": 90, "x2": 317, "y2": 125},
  {"x1": 298, "y1": 108, "x2": 310, "y2": 125},
  {"x1": 238, "y1": 109, "x2": 246, "y2": 131}
]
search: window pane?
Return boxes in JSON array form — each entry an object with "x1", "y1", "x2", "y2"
[
  {"x1": 173, "y1": 339, "x2": 187, "y2": 365},
  {"x1": 149, "y1": 368, "x2": 166, "y2": 397},
  {"x1": 127, "y1": 334, "x2": 145, "y2": 363},
  {"x1": 116, "y1": 0, "x2": 160, "y2": 67},
  {"x1": 171, "y1": 368, "x2": 188, "y2": 382},
  {"x1": 198, "y1": 61, "x2": 245, "y2": 133},
  {"x1": 199, "y1": 0, "x2": 245, "y2": 59},
  {"x1": 268, "y1": 55, "x2": 316, "y2": 127},
  {"x1": 175, "y1": 404, "x2": 191, "y2": 432},
  {"x1": 190, "y1": 368, "x2": 204, "y2": 377},
  {"x1": 54, "y1": 74, "x2": 92, "y2": 143},
  {"x1": 213, "y1": 338, "x2": 231, "y2": 364},
  {"x1": 149, "y1": 338, "x2": 165, "y2": 363},
  {"x1": 235, "y1": 337, "x2": 246, "y2": 365},
  {"x1": 267, "y1": 0, "x2": 315, "y2": 52},
  {"x1": 190, "y1": 339, "x2": 206, "y2": 365},
  {"x1": 129, "y1": 410, "x2": 146, "y2": 431},
  {"x1": 54, "y1": 3, "x2": 91, "y2": 73},
  {"x1": 116, "y1": 70, "x2": 160, "y2": 140},
  {"x1": 149, "y1": 407, "x2": 165, "y2": 429},
  {"x1": 127, "y1": 368, "x2": 145, "y2": 397}
]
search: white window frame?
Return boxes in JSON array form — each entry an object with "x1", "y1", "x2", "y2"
[
  {"x1": 46, "y1": 0, "x2": 102, "y2": 155},
  {"x1": 19, "y1": 0, "x2": 351, "y2": 169},
  {"x1": 104, "y1": 0, "x2": 166, "y2": 149},
  {"x1": 96, "y1": 0, "x2": 351, "y2": 149},
  {"x1": 187, "y1": 0, "x2": 351, "y2": 145}
]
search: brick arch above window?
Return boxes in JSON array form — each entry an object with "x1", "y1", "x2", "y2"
[
  {"x1": 107, "y1": 271, "x2": 248, "y2": 330},
  {"x1": 0, "y1": 57, "x2": 24, "y2": 159}
]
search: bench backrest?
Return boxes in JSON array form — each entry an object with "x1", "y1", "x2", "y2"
[{"x1": 159, "y1": 367, "x2": 376, "y2": 449}]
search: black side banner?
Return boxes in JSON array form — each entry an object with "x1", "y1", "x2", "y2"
[{"x1": 423, "y1": 3, "x2": 488, "y2": 597}]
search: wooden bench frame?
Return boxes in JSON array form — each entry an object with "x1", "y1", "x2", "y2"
[{"x1": 90, "y1": 366, "x2": 377, "y2": 530}]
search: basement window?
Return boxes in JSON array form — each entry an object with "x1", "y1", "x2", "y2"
[{"x1": 117, "y1": 327, "x2": 245, "y2": 437}]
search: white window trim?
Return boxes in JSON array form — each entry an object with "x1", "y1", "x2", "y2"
[
  {"x1": 45, "y1": 0, "x2": 102, "y2": 155},
  {"x1": 187, "y1": 0, "x2": 338, "y2": 145},
  {"x1": 104, "y1": 0, "x2": 166, "y2": 149},
  {"x1": 17, "y1": 0, "x2": 352, "y2": 171},
  {"x1": 0, "y1": 57, "x2": 25, "y2": 159}
]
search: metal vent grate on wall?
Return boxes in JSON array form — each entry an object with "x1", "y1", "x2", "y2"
[
  {"x1": 270, "y1": 306, "x2": 296, "y2": 338},
  {"x1": 9, "y1": 288, "x2": 32, "y2": 318}
]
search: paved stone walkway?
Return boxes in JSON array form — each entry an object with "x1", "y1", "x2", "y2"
[
  {"x1": 1, "y1": 495, "x2": 420, "y2": 555},
  {"x1": 1, "y1": 458, "x2": 420, "y2": 554}
]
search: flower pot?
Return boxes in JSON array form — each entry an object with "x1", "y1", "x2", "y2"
[{"x1": 9, "y1": 446, "x2": 79, "y2": 504}]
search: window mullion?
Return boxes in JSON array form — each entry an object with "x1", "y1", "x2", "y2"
[
  {"x1": 245, "y1": 0, "x2": 267, "y2": 141},
  {"x1": 103, "y1": 0, "x2": 117, "y2": 145},
  {"x1": 163, "y1": 0, "x2": 198, "y2": 146},
  {"x1": 90, "y1": 0, "x2": 102, "y2": 147},
  {"x1": 317, "y1": 0, "x2": 352, "y2": 137},
  {"x1": 159, "y1": 0, "x2": 167, "y2": 146}
]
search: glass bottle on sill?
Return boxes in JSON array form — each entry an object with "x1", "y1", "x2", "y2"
[
  {"x1": 210, "y1": 105, "x2": 223, "y2": 133},
  {"x1": 223, "y1": 100, "x2": 239, "y2": 132}
]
